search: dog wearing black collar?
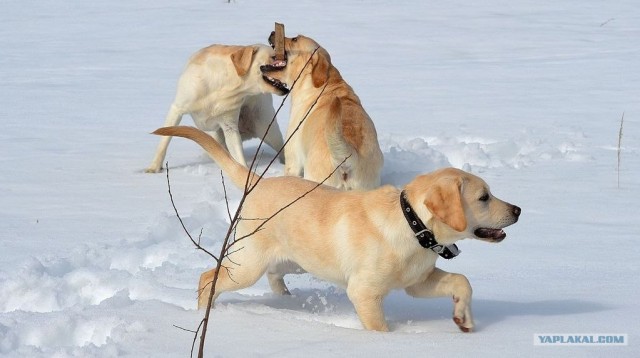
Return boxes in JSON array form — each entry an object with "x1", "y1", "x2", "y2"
[{"x1": 154, "y1": 126, "x2": 521, "y2": 332}]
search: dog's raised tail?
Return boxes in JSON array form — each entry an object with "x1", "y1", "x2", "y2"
[
  {"x1": 325, "y1": 97, "x2": 356, "y2": 171},
  {"x1": 152, "y1": 126, "x2": 256, "y2": 189}
]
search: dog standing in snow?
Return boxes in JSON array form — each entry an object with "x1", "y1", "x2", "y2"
[
  {"x1": 153, "y1": 126, "x2": 521, "y2": 332},
  {"x1": 260, "y1": 33, "x2": 383, "y2": 190},
  {"x1": 146, "y1": 44, "x2": 289, "y2": 173}
]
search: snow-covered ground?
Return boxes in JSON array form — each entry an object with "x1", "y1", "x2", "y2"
[{"x1": 1, "y1": 0, "x2": 639, "y2": 356}]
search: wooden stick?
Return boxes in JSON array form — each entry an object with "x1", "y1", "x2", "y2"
[{"x1": 274, "y1": 22, "x2": 285, "y2": 61}]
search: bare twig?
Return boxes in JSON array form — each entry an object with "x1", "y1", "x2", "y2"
[
  {"x1": 165, "y1": 165, "x2": 235, "y2": 283},
  {"x1": 600, "y1": 18, "x2": 615, "y2": 27},
  {"x1": 166, "y1": 45, "x2": 334, "y2": 357},
  {"x1": 245, "y1": 46, "x2": 322, "y2": 193},
  {"x1": 165, "y1": 163, "x2": 219, "y2": 261},
  {"x1": 195, "y1": 154, "x2": 347, "y2": 358},
  {"x1": 250, "y1": 75, "x2": 328, "y2": 194},
  {"x1": 196, "y1": 187, "x2": 245, "y2": 358},
  {"x1": 172, "y1": 320, "x2": 203, "y2": 358},
  {"x1": 230, "y1": 155, "x2": 350, "y2": 249},
  {"x1": 224, "y1": 244, "x2": 245, "y2": 258},
  {"x1": 191, "y1": 320, "x2": 204, "y2": 358},
  {"x1": 173, "y1": 324, "x2": 197, "y2": 333},
  {"x1": 617, "y1": 112, "x2": 624, "y2": 188},
  {"x1": 220, "y1": 170, "x2": 233, "y2": 222}
]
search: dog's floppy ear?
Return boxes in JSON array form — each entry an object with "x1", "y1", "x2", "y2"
[
  {"x1": 230, "y1": 46, "x2": 255, "y2": 77},
  {"x1": 311, "y1": 51, "x2": 330, "y2": 88},
  {"x1": 424, "y1": 177, "x2": 467, "y2": 232}
]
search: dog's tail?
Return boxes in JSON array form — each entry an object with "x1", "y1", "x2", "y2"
[
  {"x1": 152, "y1": 126, "x2": 256, "y2": 189},
  {"x1": 325, "y1": 97, "x2": 357, "y2": 173}
]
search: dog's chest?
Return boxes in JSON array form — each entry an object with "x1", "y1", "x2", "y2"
[
  {"x1": 288, "y1": 92, "x2": 327, "y2": 124},
  {"x1": 392, "y1": 251, "x2": 438, "y2": 288},
  {"x1": 288, "y1": 102, "x2": 313, "y2": 128}
]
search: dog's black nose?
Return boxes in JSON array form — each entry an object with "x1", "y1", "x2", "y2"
[
  {"x1": 268, "y1": 31, "x2": 275, "y2": 44},
  {"x1": 512, "y1": 205, "x2": 521, "y2": 218}
]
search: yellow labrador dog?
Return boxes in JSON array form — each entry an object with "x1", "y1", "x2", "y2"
[
  {"x1": 146, "y1": 44, "x2": 289, "y2": 173},
  {"x1": 153, "y1": 126, "x2": 521, "y2": 332},
  {"x1": 260, "y1": 33, "x2": 383, "y2": 190}
]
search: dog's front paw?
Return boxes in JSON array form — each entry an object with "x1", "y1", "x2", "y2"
[
  {"x1": 453, "y1": 316, "x2": 473, "y2": 332},
  {"x1": 144, "y1": 167, "x2": 162, "y2": 173},
  {"x1": 452, "y1": 296, "x2": 474, "y2": 332}
]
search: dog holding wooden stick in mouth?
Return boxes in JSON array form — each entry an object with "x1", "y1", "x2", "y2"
[{"x1": 260, "y1": 31, "x2": 384, "y2": 190}]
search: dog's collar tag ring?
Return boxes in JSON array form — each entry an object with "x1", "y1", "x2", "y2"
[{"x1": 400, "y1": 191, "x2": 460, "y2": 259}]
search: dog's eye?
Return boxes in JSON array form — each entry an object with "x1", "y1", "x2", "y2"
[
  {"x1": 292, "y1": 37, "x2": 298, "y2": 42},
  {"x1": 479, "y1": 193, "x2": 490, "y2": 202}
]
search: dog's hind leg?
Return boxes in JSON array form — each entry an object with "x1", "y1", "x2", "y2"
[
  {"x1": 255, "y1": 116, "x2": 285, "y2": 164},
  {"x1": 405, "y1": 267, "x2": 474, "y2": 332},
  {"x1": 208, "y1": 128, "x2": 226, "y2": 146},
  {"x1": 266, "y1": 267, "x2": 290, "y2": 296},
  {"x1": 146, "y1": 104, "x2": 185, "y2": 173},
  {"x1": 198, "y1": 262, "x2": 269, "y2": 309},
  {"x1": 220, "y1": 112, "x2": 247, "y2": 167},
  {"x1": 251, "y1": 96, "x2": 285, "y2": 163},
  {"x1": 197, "y1": 238, "x2": 274, "y2": 309},
  {"x1": 266, "y1": 261, "x2": 305, "y2": 295},
  {"x1": 197, "y1": 267, "x2": 223, "y2": 309}
]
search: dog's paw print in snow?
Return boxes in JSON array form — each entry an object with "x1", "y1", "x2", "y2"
[{"x1": 302, "y1": 290, "x2": 335, "y2": 314}]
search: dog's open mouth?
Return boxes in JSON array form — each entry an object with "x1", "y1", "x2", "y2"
[
  {"x1": 261, "y1": 60, "x2": 287, "y2": 73},
  {"x1": 474, "y1": 228, "x2": 507, "y2": 243},
  {"x1": 267, "y1": 31, "x2": 288, "y2": 70},
  {"x1": 262, "y1": 75, "x2": 289, "y2": 94},
  {"x1": 271, "y1": 59, "x2": 287, "y2": 68}
]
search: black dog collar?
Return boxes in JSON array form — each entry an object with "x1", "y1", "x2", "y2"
[{"x1": 400, "y1": 191, "x2": 460, "y2": 259}]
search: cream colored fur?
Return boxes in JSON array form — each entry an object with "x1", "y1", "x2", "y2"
[
  {"x1": 153, "y1": 126, "x2": 521, "y2": 332},
  {"x1": 261, "y1": 34, "x2": 383, "y2": 190},
  {"x1": 146, "y1": 44, "x2": 286, "y2": 173}
]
